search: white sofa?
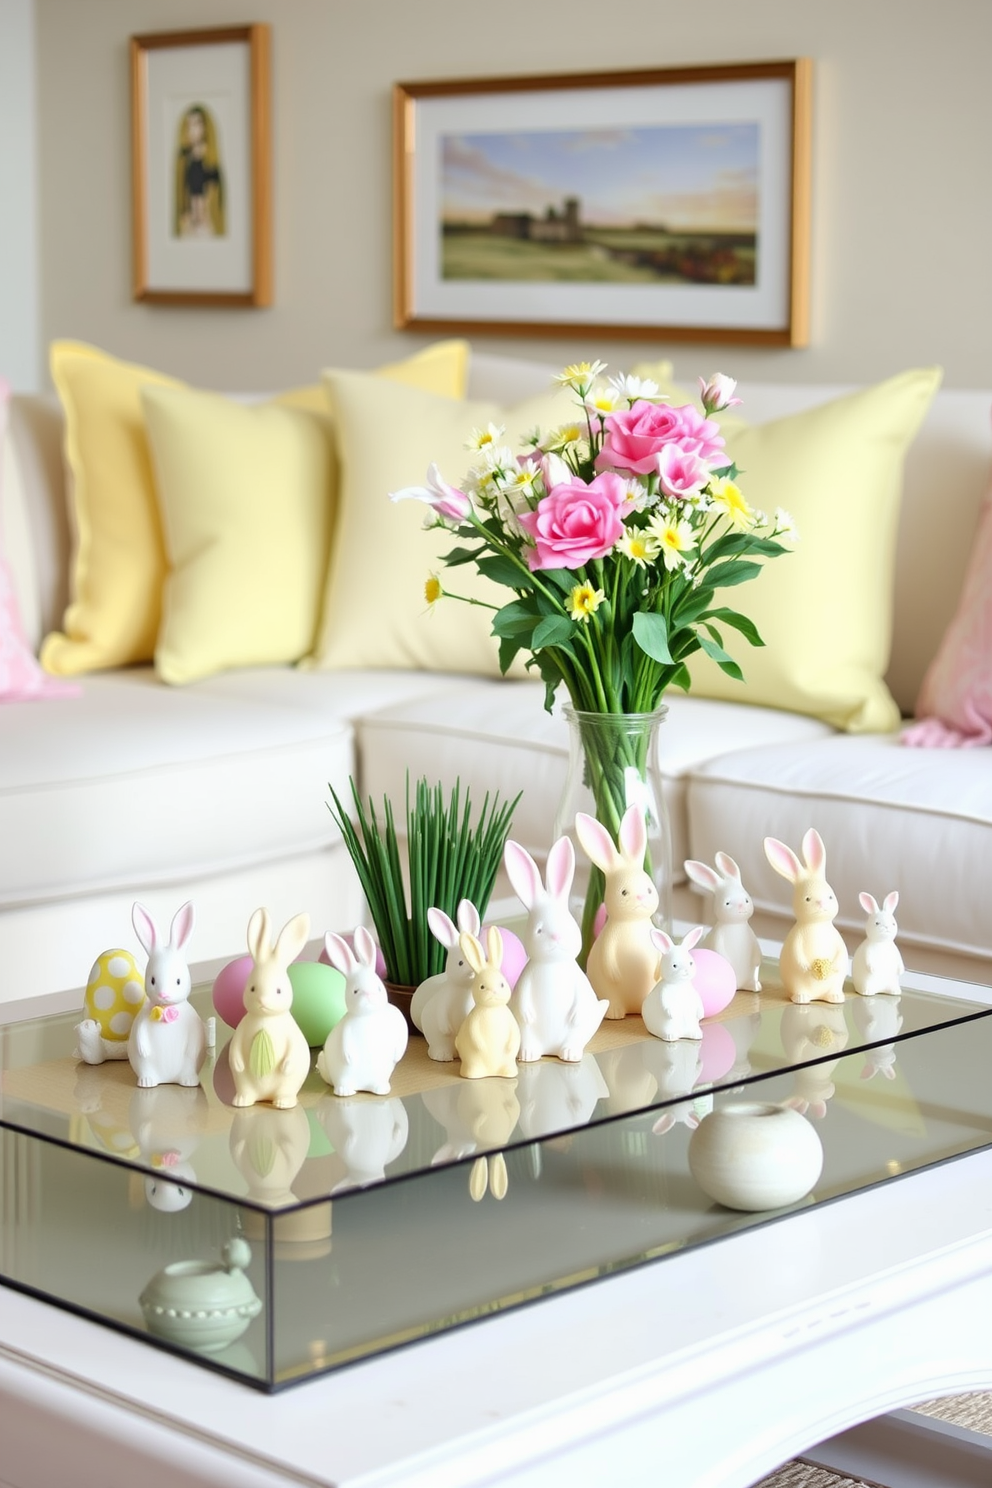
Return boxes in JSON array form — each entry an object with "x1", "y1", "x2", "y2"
[{"x1": 2, "y1": 351, "x2": 991, "y2": 1003}]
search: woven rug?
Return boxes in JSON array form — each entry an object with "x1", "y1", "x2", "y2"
[{"x1": 751, "y1": 1393, "x2": 992, "y2": 1486}]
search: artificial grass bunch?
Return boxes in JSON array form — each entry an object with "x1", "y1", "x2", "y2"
[{"x1": 328, "y1": 775, "x2": 520, "y2": 986}]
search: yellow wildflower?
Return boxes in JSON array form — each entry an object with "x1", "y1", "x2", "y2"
[
  {"x1": 424, "y1": 573, "x2": 443, "y2": 606},
  {"x1": 710, "y1": 477, "x2": 754, "y2": 529},
  {"x1": 566, "y1": 581, "x2": 606, "y2": 623},
  {"x1": 554, "y1": 359, "x2": 607, "y2": 390},
  {"x1": 618, "y1": 530, "x2": 660, "y2": 567}
]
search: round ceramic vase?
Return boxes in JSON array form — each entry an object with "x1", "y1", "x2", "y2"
[
  {"x1": 688, "y1": 1100, "x2": 823, "y2": 1212},
  {"x1": 140, "y1": 1237, "x2": 262, "y2": 1353}
]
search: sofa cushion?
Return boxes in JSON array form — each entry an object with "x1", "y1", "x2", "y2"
[
  {"x1": 356, "y1": 680, "x2": 834, "y2": 882},
  {"x1": 686, "y1": 734, "x2": 992, "y2": 961},
  {"x1": 0, "y1": 666, "x2": 463, "y2": 909}
]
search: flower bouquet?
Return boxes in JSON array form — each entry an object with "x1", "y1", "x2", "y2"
[{"x1": 392, "y1": 362, "x2": 796, "y2": 957}]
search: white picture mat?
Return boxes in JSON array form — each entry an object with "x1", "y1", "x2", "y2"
[
  {"x1": 144, "y1": 42, "x2": 252, "y2": 294},
  {"x1": 411, "y1": 78, "x2": 793, "y2": 331}
]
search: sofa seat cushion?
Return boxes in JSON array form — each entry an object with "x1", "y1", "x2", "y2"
[
  {"x1": 0, "y1": 666, "x2": 462, "y2": 908},
  {"x1": 356, "y1": 682, "x2": 834, "y2": 880},
  {"x1": 687, "y1": 735, "x2": 992, "y2": 961}
]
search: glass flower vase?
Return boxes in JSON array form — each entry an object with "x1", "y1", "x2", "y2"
[{"x1": 553, "y1": 705, "x2": 673, "y2": 968}]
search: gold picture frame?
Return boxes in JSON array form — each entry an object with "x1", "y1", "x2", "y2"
[
  {"x1": 131, "y1": 24, "x2": 272, "y2": 307},
  {"x1": 394, "y1": 60, "x2": 811, "y2": 346}
]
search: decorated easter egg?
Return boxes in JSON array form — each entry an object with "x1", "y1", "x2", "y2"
[
  {"x1": 693, "y1": 949, "x2": 738, "y2": 1018},
  {"x1": 212, "y1": 954, "x2": 254, "y2": 1029},
  {"x1": 288, "y1": 960, "x2": 347, "y2": 1046},
  {"x1": 84, "y1": 949, "x2": 145, "y2": 1043}
]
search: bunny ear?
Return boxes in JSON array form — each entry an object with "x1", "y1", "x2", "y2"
[
  {"x1": 574, "y1": 813, "x2": 619, "y2": 874},
  {"x1": 457, "y1": 899, "x2": 481, "y2": 937},
  {"x1": 353, "y1": 925, "x2": 378, "y2": 968},
  {"x1": 323, "y1": 931, "x2": 357, "y2": 976},
  {"x1": 427, "y1": 907, "x2": 458, "y2": 949},
  {"x1": 132, "y1": 901, "x2": 158, "y2": 956},
  {"x1": 684, "y1": 860, "x2": 721, "y2": 892},
  {"x1": 504, "y1": 840, "x2": 542, "y2": 910},
  {"x1": 884, "y1": 890, "x2": 899, "y2": 913},
  {"x1": 247, "y1": 907, "x2": 271, "y2": 962},
  {"x1": 802, "y1": 828, "x2": 826, "y2": 874},
  {"x1": 545, "y1": 835, "x2": 575, "y2": 900},
  {"x1": 650, "y1": 927, "x2": 673, "y2": 955},
  {"x1": 486, "y1": 924, "x2": 504, "y2": 969},
  {"x1": 714, "y1": 852, "x2": 741, "y2": 882},
  {"x1": 682, "y1": 925, "x2": 706, "y2": 951},
  {"x1": 764, "y1": 837, "x2": 802, "y2": 883},
  {"x1": 459, "y1": 931, "x2": 485, "y2": 974},
  {"x1": 618, "y1": 805, "x2": 647, "y2": 866},
  {"x1": 859, "y1": 891, "x2": 879, "y2": 915},
  {"x1": 169, "y1": 901, "x2": 195, "y2": 951},
  {"x1": 274, "y1": 912, "x2": 310, "y2": 967}
]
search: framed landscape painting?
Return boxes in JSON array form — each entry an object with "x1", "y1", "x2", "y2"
[
  {"x1": 131, "y1": 24, "x2": 272, "y2": 306},
  {"x1": 394, "y1": 61, "x2": 811, "y2": 345}
]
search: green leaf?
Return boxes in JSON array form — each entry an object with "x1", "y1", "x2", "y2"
[
  {"x1": 632, "y1": 610, "x2": 673, "y2": 664},
  {"x1": 699, "y1": 632, "x2": 745, "y2": 680},
  {"x1": 703, "y1": 559, "x2": 763, "y2": 590},
  {"x1": 476, "y1": 553, "x2": 528, "y2": 589},
  {"x1": 707, "y1": 607, "x2": 765, "y2": 648},
  {"x1": 531, "y1": 614, "x2": 574, "y2": 650},
  {"x1": 442, "y1": 543, "x2": 486, "y2": 567},
  {"x1": 491, "y1": 599, "x2": 539, "y2": 638},
  {"x1": 542, "y1": 567, "x2": 580, "y2": 594},
  {"x1": 498, "y1": 635, "x2": 523, "y2": 674}
]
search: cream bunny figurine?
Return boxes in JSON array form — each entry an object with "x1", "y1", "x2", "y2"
[
  {"x1": 229, "y1": 908, "x2": 312, "y2": 1108},
  {"x1": 852, "y1": 890, "x2": 904, "y2": 997},
  {"x1": 575, "y1": 806, "x2": 660, "y2": 1018},
  {"x1": 411, "y1": 899, "x2": 481, "y2": 1060},
  {"x1": 318, "y1": 926, "x2": 408, "y2": 1095},
  {"x1": 684, "y1": 852, "x2": 762, "y2": 991},
  {"x1": 764, "y1": 829, "x2": 848, "y2": 1004},
  {"x1": 641, "y1": 927, "x2": 706, "y2": 1042},
  {"x1": 504, "y1": 836, "x2": 608, "y2": 1060},
  {"x1": 127, "y1": 902, "x2": 206, "y2": 1089},
  {"x1": 455, "y1": 927, "x2": 521, "y2": 1080}
]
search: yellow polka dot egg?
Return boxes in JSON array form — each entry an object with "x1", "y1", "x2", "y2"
[{"x1": 84, "y1": 949, "x2": 146, "y2": 1043}]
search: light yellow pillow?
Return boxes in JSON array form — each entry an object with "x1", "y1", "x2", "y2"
[
  {"x1": 41, "y1": 340, "x2": 469, "y2": 676},
  {"x1": 308, "y1": 371, "x2": 571, "y2": 675},
  {"x1": 140, "y1": 386, "x2": 332, "y2": 684},
  {"x1": 686, "y1": 367, "x2": 943, "y2": 731}
]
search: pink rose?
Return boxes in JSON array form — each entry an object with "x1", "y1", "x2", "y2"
[
  {"x1": 657, "y1": 443, "x2": 711, "y2": 500},
  {"x1": 597, "y1": 400, "x2": 687, "y2": 474},
  {"x1": 518, "y1": 472, "x2": 630, "y2": 570},
  {"x1": 669, "y1": 404, "x2": 729, "y2": 468}
]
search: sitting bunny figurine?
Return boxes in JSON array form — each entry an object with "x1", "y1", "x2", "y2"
[
  {"x1": 505, "y1": 835, "x2": 608, "y2": 1061},
  {"x1": 411, "y1": 899, "x2": 481, "y2": 1061},
  {"x1": 683, "y1": 852, "x2": 762, "y2": 991},
  {"x1": 318, "y1": 926, "x2": 409, "y2": 1095},
  {"x1": 764, "y1": 829, "x2": 848, "y2": 1004},
  {"x1": 229, "y1": 909, "x2": 312, "y2": 1108},
  {"x1": 642, "y1": 927, "x2": 706, "y2": 1042},
  {"x1": 575, "y1": 806, "x2": 660, "y2": 1019},
  {"x1": 127, "y1": 902, "x2": 206, "y2": 1089},
  {"x1": 852, "y1": 890, "x2": 904, "y2": 997},
  {"x1": 455, "y1": 926, "x2": 521, "y2": 1080}
]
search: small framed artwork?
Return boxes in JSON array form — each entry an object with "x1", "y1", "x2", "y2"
[
  {"x1": 394, "y1": 60, "x2": 811, "y2": 346},
  {"x1": 130, "y1": 24, "x2": 273, "y2": 306}
]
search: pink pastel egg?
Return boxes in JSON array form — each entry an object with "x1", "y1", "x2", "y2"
[
  {"x1": 319, "y1": 932, "x2": 387, "y2": 978},
  {"x1": 693, "y1": 948, "x2": 738, "y2": 1017},
  {"x1": 212, "y1": 954, "x2": 254, "y2": 1028},
  {"x1": 698, "y1": 1021, "x2": 737, "y2": 1084}
]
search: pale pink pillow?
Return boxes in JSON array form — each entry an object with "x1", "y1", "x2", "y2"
[
  {"x1": 0, "y1": 379, "x2": 79, "y2": 702},
  {"x1": 903, "y1": 447, "x2": 992, "y2": 748}
]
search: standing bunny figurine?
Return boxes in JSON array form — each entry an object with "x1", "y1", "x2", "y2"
[
  {"x1": 410, "y1": 899, "x2": 481, "y2": 1061},
  {"x1": 683, "y1": 853, "x2": 762, "y2": 991},
  {"x1": 505, "y1": 836, "x2": 607, "y2": 1061},
  {"x1": 764, "y1": 829, "x2": 848, "y2": 1004},
  {"x1": 318, "y1": 926, "x2": 409, "y2": 1095},
  {"x1": 127, "y1": 901, "x2": 206, "y2": 1089},
  {"x1": 455, "y1": 926, "x2": 521, "y2": 1080},
  {"x1": 575, "y1": 806, "x2": 660, "y2": 1019},
  {"x1": 852, "y1": 891, "x2": 904, "y2": 997},
  {"x1": 642, "y1": 927, "x2": 706, "y2": 1042},
  {"x1": 229, "y1": 909, "x2": 311, "y2": 1108}
]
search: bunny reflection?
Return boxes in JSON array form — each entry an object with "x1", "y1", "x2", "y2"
[
  {"x1": 422, "y1": 1078, "x2": 520, "y2": 1201},
  {"x1": 316, "y1": 1096, "x2": 409, "y2": 1192},
  {"x1": 132, "y1": 1084, "x2": 209, "y2": 1212},
  {"x1": 781, "y1": 1002, "x2": 850, "y2": 1119},
  {"x1": 852, "y1": 994, "x2": 903, "y2": 1082}
]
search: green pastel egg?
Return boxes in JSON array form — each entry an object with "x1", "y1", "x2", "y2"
[{"x1": 287, "y1": 961, "x2": 347, "y2": 1046}]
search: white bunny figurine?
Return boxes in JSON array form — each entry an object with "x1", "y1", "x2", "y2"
[
  {"x1": 229, "y1": 908, "x2": 312, "y2": 1108},
  {"x1": 683, "y1": 852, "x2": 762, "y2": 991},
  {"x1": 504, "y1": 836, "x2": 608, "y2": 1062},
  {"x1": 318, "y1": 926, "x2": 409, "y2": 1095},
  {"x1": 642, "y1": 927, "x2": 706, "y2": 1042},
  {"x1": 575, "y1": 806, "x2": 660, "y2": 1019},
  {"x1": 455, "y1": 926, "x2": 521, "y2": 1080},
  {"x1": 127, "y1": 901, "x2": 206, "y2": 1089},
  {"x1": 411, "y1": 899, "x2": 481, "y2": 1061},
  {"x1": 852, "y1": 890, "x2": 904, "y2": 997},
  {"x1": 763, "y1": 829, "x2": 848, "y2": 1004}
]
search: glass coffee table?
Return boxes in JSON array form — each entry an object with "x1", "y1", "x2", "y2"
[{"x1": 3, "y1": 951, "x2": 992, "y2": 1404}]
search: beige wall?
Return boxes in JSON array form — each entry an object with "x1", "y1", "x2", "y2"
[{"x1": 35, "y1": 0, "x2": 992, "y2": 392}]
